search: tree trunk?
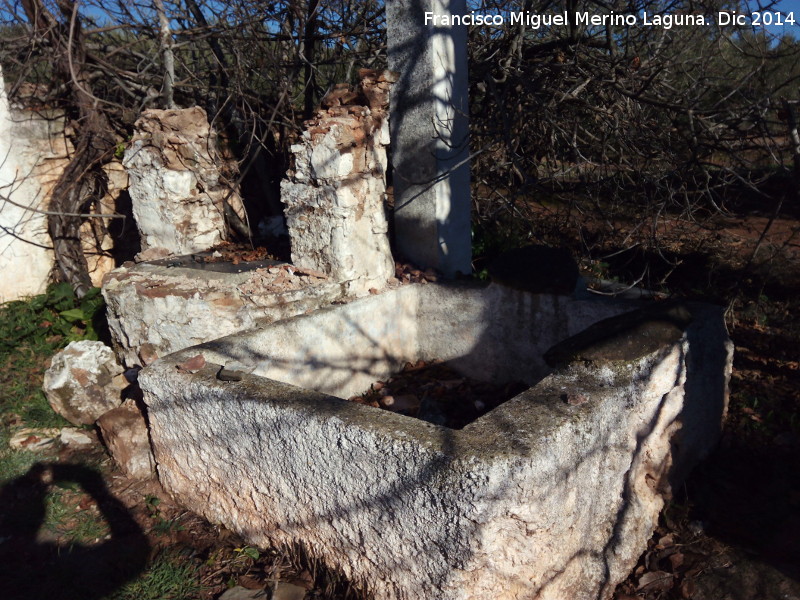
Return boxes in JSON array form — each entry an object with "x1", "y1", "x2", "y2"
[
  {"x1": 302, "y1": 0, "x2": 320, "y2": 120},
  {"x1": 21, "y1": 0, "x2": 116, "y2": 297}
]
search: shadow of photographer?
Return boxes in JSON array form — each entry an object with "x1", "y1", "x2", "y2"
[{"x1": 0, "y1": 462, "x2": 150, "y2": 600}]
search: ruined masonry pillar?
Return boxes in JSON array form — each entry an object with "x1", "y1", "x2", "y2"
[
  {"x1": 387, "y1": 0, "x2": 472, "y2": 277},
  {"x1": 123, "y1": 107, "x2": 246, "y2": 259},
  {"x1": 281, "y1": 72, "x2": 396, "y2": 295}
]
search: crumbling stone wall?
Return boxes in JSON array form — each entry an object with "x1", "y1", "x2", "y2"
[
  {"x1": 281, "y1": 70, "x2": 396, "y2": 295},
  {"x1": 123, "y1": 107, "x2": 246, "y2": 259}
]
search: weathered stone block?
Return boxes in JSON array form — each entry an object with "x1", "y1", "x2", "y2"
[
  {"x1": 102, "y1": 261, "x2": 347, "y2": 366},
  {"x1": 140, "y1": 284, "x2": 732, "y2": 600},
  {"x1": 43, "y1": 340, "x2": 126, "y2": 425},
  {"x1": 387, "y1": 0, "x2": 472, "y2": 276},
  {"x1": 97, "y1": 398, "x2": 155, "y2": 479}
]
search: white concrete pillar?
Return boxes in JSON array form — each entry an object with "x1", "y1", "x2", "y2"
[{"x1": 387, "y1": 0, "x2": 472, "y2": 277}]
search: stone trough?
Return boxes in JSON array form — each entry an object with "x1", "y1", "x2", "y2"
[{"x1": 139, "y1": 282, "x2": 732, "y2": 600}]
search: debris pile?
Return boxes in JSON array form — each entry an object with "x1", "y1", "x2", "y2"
[
  {"x1": 350, "y1": 360, "x2": 528, "y2": 429},
  {"x1": 236, "y1": 265, "x2": 328, "y2": 296}
]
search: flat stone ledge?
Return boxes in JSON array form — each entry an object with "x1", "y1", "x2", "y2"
[{"x1": 102, "y1": 261, "x2": 347, "y2": 366}]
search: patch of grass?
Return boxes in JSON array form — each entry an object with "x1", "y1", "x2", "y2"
[
  {"x1": 0, "y1": 283, "x2": 105, "y2": 357},
  {"x1": 0, "y1": 283, "x2": 106, "y2": 442},
  {"x1": 44, "y1": 486, "x2": 111, "y2": 544},
  {"x1": 0, "y1": 428, "x2": 43, "y2": 484},
  {"x1": 145, "y1": 494, "x2": 186, "y2": 535},
  {"x1": 108, "y1": 550, "x2": 203, "y2": 600},
  {"x1": 0, "y1": 284, "x2": 107, "y2": 487}
]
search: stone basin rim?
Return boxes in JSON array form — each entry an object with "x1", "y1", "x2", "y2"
[{"x1": 146, "y1": 339, "x2": 678, "y2": 461}]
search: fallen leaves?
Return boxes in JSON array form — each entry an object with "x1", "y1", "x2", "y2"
[
  {"x1": 394, "y1": 262, "x2": 439, "y2": 284},
  {"x1": 200, "y1": 242, "x2": 276, "y2": 264},
  {"x1": 237, "y1": 264, "x2": 328, "y2": 295},
  {"x1": 349, "y1": 360, "x2": 528, "y2": 429},
  {"x1": 637, "y1": 570, "x2": 673, "y2": 593}
]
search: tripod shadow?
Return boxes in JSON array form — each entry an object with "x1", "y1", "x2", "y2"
[{"x1": 0, "y1": 462, "x2": 150, "y2": 600}]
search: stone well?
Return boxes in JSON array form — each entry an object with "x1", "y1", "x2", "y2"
[{"x1": 139, "y1": 282, "x2": 732, "y2": 600}]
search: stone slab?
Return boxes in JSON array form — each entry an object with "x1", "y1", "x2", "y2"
[
  {"x1": 387, "y1": 0, "x2": 472, "y2": 277},
  {"x1": 102, "y1": 261, "x2": 348, "y2": 367}
]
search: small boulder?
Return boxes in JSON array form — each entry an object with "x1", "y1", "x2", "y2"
[
  {"x1": 43, "y1": 340, "x2": 127, "y2": 425},
  {"x1": 272, "y1": 581, "x2": 307, "y2": 600},
  {"x1": 219, "y1": 586, "x2": 267, "y2": 600},
  {"x1": 97, "y1": 398, "x2": 156, "y2": 479}
]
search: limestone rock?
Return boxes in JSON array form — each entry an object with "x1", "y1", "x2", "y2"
[
  {"x1": 123, "y1": 107, "x2": 246, "y2": 257},
  {"x1": 140, "y1": 284, "x2": 733, "y2": 600},
  {"x1": 60, "y1": 427, "x2": 96, "y2": 448},
  {"x1": 43, "y1": 340, "x2": 126, "y2": 425},
  {"x1": 102, "y1": 261, "x2": 346, "y2": 367},
  {"x1": 138, "y1": 343, "x2": 159, "y2": 366},
  {"x1": 544, "y1": 300, "x2": 694, "y2": 366},
  {"x1": 9, "y1": 428, "x2": 61, "y2": 451},
  {"x1": 97, "y1": 398, "x2": 155, "y2": 479},
  {"x1": 272, "y1": 581, "x2": 307, "y2": 600},
  {"x1": 219, "y1": 586, "x2": 267, "y2": 600}
]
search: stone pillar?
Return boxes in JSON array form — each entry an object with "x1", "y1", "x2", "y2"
[
  {"x1": 387, "y1": 0, "x2": 472, "y2": 277},
  {"x1": 123, "y1": 107, "x2": 246, "y2": 260},
  {"x1": 281, "y1": 71, "x2": 395, "y2": 295}
]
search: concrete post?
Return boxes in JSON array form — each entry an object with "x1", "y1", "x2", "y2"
[{"x1": 387, "y1": 0, "x2": 472, "y2": 277}]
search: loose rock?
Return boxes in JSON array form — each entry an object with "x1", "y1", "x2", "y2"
[
  {"x1": 9, "y1": 428, "x2": 61, "y2": 451},
  {"x1": 271, "y1": 581, "x2": 307, "y2": 600},
  {"x1": 43, "y1": 340, "x2": 127, "y2": 425},
  {"x1": 123, "y1": 107, "x2": 247, "y2": 257},
  {"x1": 59, "y1": 427, "x2": 96, "y2": 448},
  {"x1": 96, "y1": 398, "x2": 155, "y2": 479},
  {"x1": 218, "y1": 586, "x2": 267, "y2": 600}
]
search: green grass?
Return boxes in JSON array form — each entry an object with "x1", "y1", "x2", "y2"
[
  {"x1": 0, "y1": 427, "x2": 43, "y2": 483},
  {"x1": 44, "y1": 486, "x2": 112, "y2": 544},
  {"x1": 0, "y1": 284, "x2": 205, "y2": 600},
  {"x1": 0, "y1": 283, "x2": 105, "y2": 426},
  {"x1": 107, "y1": 550, "x2": 203, "y2": 600}
]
